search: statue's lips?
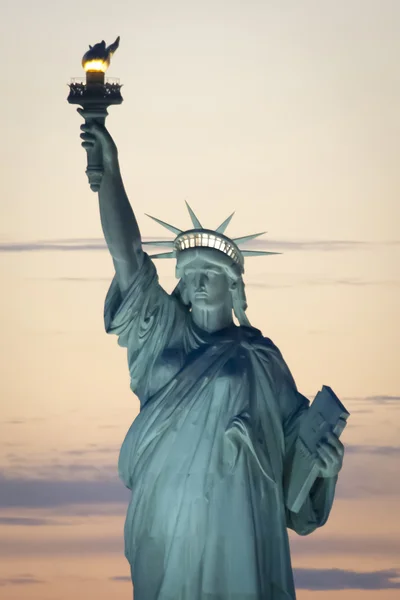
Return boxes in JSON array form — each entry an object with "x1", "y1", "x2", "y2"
[{"x1": 194, "y1": 291, "x2": 208, "y2": 298}]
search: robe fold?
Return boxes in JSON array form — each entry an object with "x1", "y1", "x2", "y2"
[{"x1": 104, "y1": 253, "x2": 337, "y2": 600}]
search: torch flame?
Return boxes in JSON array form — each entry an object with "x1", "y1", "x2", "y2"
[
  {"x1": 83, "y1": 60, "x2": 108, "y2": 73},
  {"x1": 82, "y1": 36, "x2": 120, "y2": 72}
]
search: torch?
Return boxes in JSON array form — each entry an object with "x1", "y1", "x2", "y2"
[{"x1": 67, "y1": 37, "x2": 123, "y2": 192}]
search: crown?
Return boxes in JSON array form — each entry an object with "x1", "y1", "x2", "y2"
[{"x1": 143, "y1": 202, "x2": 281, "y2": 271}]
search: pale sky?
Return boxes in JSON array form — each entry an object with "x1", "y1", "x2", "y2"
[{"x1": 1, "y1": 1, "x2": 400, "y2": 598}]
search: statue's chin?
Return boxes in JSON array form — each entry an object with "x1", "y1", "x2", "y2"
[
  {"x1": 191, "y1": 296, "x2": 212, "y2": 310},
  {"x1": 191, "y1": 297, "x2": 229, "y2": 313}
]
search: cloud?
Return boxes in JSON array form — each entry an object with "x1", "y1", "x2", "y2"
[
  {"x1": 365, "y1": 395, "x2": 400, "y2": 404},
  {"x1": 0, "y1": 575, "x2": 45, "y2": 587},
  {"x1": 3, "y1": 237, "x2": 397, "y2": 289},
  {"x1": 0, "y1": 239, "x2": 107, "y2": 252},
  {"x1": 0, "y1": 534, "x2": 124, "y2": 557},
  {"x1": 336, "y1": 452, "x2": 400, "y2": 499},
  {"x1": 293, "y1": 568, "x2": 400, "y2": 590},
  {"x1": 40, "y1": 277, "x2": 111, "y2": 282},
  {"x1": 1, "y1": 433, "x2": 400, "y2": 513},
  {"x1": 35, "y1": 275, "x2": 399, "y2": 289},
  {"x1": 345, "y1": 445, "x2": 400, "y2": 456},
  {"x1": 1, "y1": 527, "x2": 397, "y2": 562},
  {"x1": 0, "y1": 516, "x2": 69, "y2": 526},
  {"x1": 242, "y1": 238, "x2": 400, "y2": 252},
  {"x1": 290, "y1": 535, "x2": 400, "y2": 558},
  {"x1": 110, "y1": 576, "x2": 131, "y2": 582},
  {"x1": 1, "y1": 237, "x2": 399, "y2": 254},
  {"x1": 1, "y1": 444, "x2": 121, "y2": 483},
  {"x1": 1, "y1": 417, "x2": 46, "y2": 425},
  {"x1": 64, "y1": 445, "x2": 120, "y2": 456},
  {"x1": 246, "y1": 277, "x2": 400, "y2": 289},
  {"x1": 0, "y1": 472, "x2": 129, "y2": 509},
  {"x1": 45, "y1": 502, "x2": 128, "y2": 518},
  {"x1": 2, "y1": 460, "x2": 118, "y2": 479}
]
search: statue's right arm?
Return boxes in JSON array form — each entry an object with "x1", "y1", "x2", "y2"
[{"x1": 80, "y1": 116, "x2": 143, "y2": 294}]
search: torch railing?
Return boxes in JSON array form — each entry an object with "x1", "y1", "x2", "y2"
[
  {"x1": 67, "y1": 80, "x2": 123, "y2": 100},
  {"x1": 70, "y1": 77, "x2": 121, "y2": 84}
]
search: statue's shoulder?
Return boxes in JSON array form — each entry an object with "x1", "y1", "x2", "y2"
[
  {"x1": 239, "y1": 325, "x2": 280, "y2": 351},
  {"x1": 238, "y1": 326, "x2": 287, "y2": 366}
]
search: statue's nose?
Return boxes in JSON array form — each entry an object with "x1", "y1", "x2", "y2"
[{"x1": 196, "y1": 273, "x2": 207, "y2": 289}]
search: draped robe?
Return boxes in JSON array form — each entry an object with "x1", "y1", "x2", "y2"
[{"x1": 104, "y1": 253, "x2": 337, "y2": 600}]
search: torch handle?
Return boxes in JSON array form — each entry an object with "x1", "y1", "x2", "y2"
[{"x1": 83, "y1": 108, "x2": 108, "y2": 192}]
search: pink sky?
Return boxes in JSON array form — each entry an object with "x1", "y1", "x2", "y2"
[{"x1": 1, "y1": 1, "x2": 399, "y2": 598}]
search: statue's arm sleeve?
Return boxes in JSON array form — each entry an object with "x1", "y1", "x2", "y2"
[
  {"x1": 104, "y1": 252, "x2": 180, "y2": 355},
  {"x1": 272, "y1": 349, "x2": 338, "y2": 535}
]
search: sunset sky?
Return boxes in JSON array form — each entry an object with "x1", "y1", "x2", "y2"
[{"x1": 1, "y1": 1, "x2": 399, "y2": 598}]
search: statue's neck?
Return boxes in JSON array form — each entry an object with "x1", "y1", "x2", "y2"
[{"x1": 190, "y1": 305, "x2": 233, "y2": 334}]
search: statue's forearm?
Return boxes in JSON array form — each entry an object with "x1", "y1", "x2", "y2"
[
  {"x1": 98, "y1": 162, "x2": 143, "y2": 270},
  {"x1": 310, "y1": 474, "x2": 338, "y2": 525}
]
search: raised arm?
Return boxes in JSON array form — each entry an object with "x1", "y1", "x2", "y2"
[{"x1": 79, "y1": 109, "x2": 143, "y2": 293}]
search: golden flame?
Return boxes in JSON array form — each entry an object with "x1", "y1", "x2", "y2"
[
  {"x1": 83, "y1": 59, "x2": 108, "y2": 73},
  {"x1": 81, "y1": 36, "x2": 120, "y2": 73}
]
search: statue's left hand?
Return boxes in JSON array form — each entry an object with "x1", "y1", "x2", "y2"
[{"x1": 315, "y1": 431, "x2": 344, "y2": 478}]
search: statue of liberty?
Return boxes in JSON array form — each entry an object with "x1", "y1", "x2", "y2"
[{"x1": 79, "y1": 114, "x2": 345, "y2": 600}]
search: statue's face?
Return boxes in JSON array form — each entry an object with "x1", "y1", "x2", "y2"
[{"x1": 182, "y1": 258, "x2": 232, "y2": 311}]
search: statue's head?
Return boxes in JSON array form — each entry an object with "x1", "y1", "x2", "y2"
[
  {"x1": 144, "y1": 202, "x2": 281, "y2": 327},
  {"x1": 174, "y1": 246, "x2": 249, "y2": 324}
]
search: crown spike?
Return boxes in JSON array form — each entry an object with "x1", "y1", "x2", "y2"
[
  {"x1": 143, "y1": 240, "x2": 175, "y2": 247},
  {"x1": 149, "y1": 251, "x2": 176, "y2": 259},
  {"x1": 215, "y1": 212, "x2": 235, "y2": 234},
  {"x1": 185, "y1": 201, "x2": 202, "y2": 229},
  {"x1": 233, "y1": 231, "x2": 267, "y2": 244},
  {"x1": 145, "y1": 214, "x2": 182, "y2": 236},
  {"x1": 144, "y1": 206, "x2": 279, "y2": 267},
  {"x1": 241, "y1": 250, "x2": 282, "y2": 256}
]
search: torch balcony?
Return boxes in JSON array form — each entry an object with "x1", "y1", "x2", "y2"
[{"x1": 67, "y1": 77, "x2": 123, "y2": 105}]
